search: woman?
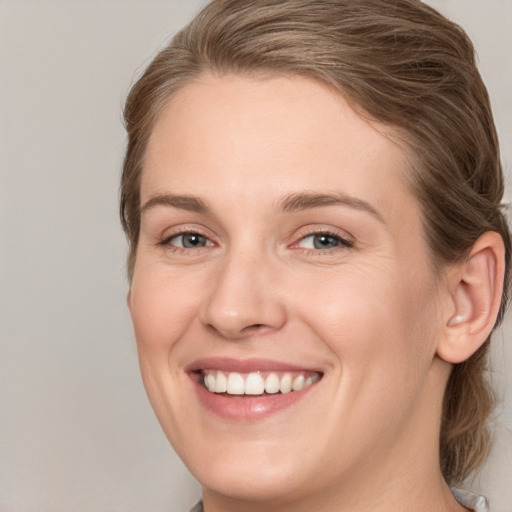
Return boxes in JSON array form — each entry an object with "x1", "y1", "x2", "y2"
[{"x1": 120, "y1": 1, "x2": 510, "y2": 510}]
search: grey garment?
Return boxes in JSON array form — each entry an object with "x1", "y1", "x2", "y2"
[
  {"x1": 452, "y1": 488, "x2": 490, "y2": 512},
  {"x1": 189, "y1": 502, "x2": 203, "y2": 512},
  {"x1": 189, "y1": 489, "x2": 489, "y2": 511}
]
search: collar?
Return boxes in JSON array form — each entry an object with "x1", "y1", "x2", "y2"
[
  {"x1": 189, "y1": 488, "x2": 490, "y2": 512},
  {"x1": 451, "y1": 488, "x2": 489, "y2": 512}
]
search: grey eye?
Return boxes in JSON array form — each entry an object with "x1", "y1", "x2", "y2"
[
  {"x1": 170, "y1": 232, "x2": 209, "y2": 248},
  {"x1": 298, "y1": 233, "x2": 344, "y2": 249},
  {"x1": 313, "y1": 234, "x2": 342, "y2": 249}
]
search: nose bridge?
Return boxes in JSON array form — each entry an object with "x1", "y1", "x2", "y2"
[{"x1": 199, "y1": 243, "x2": 286, "y2": 338}]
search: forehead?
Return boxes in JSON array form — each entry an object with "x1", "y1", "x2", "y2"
[{"x1": 142, "y1": 73, "x2": 419, "y2": 227}]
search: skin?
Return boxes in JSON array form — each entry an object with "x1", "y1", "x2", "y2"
[{"x1": 128, "y1": 74, "x2": 474, "y2": 512}]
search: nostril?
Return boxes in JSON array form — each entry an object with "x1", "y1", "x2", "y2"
[
  {"x1": 248, "y1": 323, "x2": 264, "y2": 329},
  {"x1": 242, "y1": 323, "x2": 268, "y2": 334}
]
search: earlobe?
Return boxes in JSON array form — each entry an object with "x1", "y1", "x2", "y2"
[
  {"x1": 126, "y1": 289, "x2": 132, "y2": 310},
  {"x1": 437, "y1": 231, "x2": 505, "y2": 364}
]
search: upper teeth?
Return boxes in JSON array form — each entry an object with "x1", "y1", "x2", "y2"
[{"x1": 203, "y1": 370, "x2": 320, "y2": 395}]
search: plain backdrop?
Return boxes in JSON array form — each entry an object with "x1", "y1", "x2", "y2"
[{"x1": 0, "y1": 1, "x2": 510, "y2": 511}]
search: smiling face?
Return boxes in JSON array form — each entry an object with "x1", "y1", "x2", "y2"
[{"x1": 128, "y1": 74, "x2": 453, "y2": 509}]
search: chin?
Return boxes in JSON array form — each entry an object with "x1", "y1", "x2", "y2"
[{"x1": 191, "y1": 455, "x2": 313, "y2": 504}]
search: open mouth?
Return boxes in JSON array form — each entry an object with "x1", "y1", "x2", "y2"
[
  {"x1": 188, "y1": 362, "x2": 324, "y2": 420},
  {"x1": 197, "y1": 369, "x2": 323, "y2": 396}
]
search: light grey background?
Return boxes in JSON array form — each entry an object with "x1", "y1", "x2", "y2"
[{"x1": 0, "y1": 1, "x2": 510, "y2": 511}]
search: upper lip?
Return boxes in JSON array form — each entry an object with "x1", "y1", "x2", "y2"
[{"x1": 186, "y1": 357, "x2": 322, "y2": 373}]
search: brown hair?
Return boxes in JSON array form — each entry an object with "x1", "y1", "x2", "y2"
[{"x1": 121, "y1": 0, "x2": 511, "y2": 484}]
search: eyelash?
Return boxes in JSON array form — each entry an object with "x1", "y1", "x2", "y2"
[{"x1": 157, "y1": 229, "x2": 354, "y2": 255}]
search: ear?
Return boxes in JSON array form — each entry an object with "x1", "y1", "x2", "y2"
[{"x1": 437, "y1": 231, "x2": 505, "y2": 364}]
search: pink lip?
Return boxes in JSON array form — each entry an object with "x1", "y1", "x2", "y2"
[
  {"x1": 187, "y1": 358, "x2": 322, "y2": 421},
  {"x1": 186, "y1": 357, "x2": 319, "y2": 373}
]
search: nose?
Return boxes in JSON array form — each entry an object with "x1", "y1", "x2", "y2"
[{"x1": 198, "y1": 250, "x2": 287, "y2": 340}]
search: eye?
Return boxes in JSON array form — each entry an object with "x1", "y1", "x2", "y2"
[
  {"x1": 297, "y1": 232, "x2": 352, "y2": 250},
  {"x1": 166, "y1": 232, "x2": 212, "y2": 249}
]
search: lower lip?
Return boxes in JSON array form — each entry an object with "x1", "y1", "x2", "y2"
[{"x1": 191, "y1": 376, "x2": 318, "y2": 421}]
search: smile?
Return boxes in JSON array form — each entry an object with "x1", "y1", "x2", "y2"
[
  {"x1": 188, "y1": 359, "x2": 324, "y2": 420},
  {"x1": 202, "y1": 369, "x2": 322, "y2": 396}
]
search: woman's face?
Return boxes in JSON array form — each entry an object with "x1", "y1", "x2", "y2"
[{"x1": 128, "y1": 74, "x2": 450, "y2": 505}]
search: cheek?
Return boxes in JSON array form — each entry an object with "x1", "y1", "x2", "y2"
[
  {"x1": 128, "y1": 262, "x2": 201, "y2": 356},
  {"x1": 128, "y1": 263, "x2": 202, "y2": 437},
  {"x1": 300, "y1": 268, "x2": 441, "y2": 451},
  {"x1": 299, "y1": 263, "x2": 440, "y2": 381}
]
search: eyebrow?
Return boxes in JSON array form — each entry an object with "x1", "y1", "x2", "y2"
[
  {"x1": 277, "y1": 192, "x2": 385, "y2": 224},
  {"x1": 141, "y1": 193, "x2": 209, "y2": 215},
  {"x1": 140, "y1": 191, "x2": 385, "y2": 224}
]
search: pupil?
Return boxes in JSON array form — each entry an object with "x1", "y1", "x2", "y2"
[
  {"x1": 183, "y1": 234, "x2": 205, "y2": 248},
  {"x1": 314, "y1": 234, "x2": 339, "y2": 249}
]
